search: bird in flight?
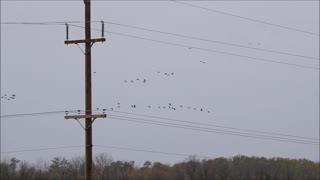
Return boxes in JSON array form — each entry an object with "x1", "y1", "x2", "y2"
[{"x1": 1, "y1": 94, "x2": 17, "y2": 101}]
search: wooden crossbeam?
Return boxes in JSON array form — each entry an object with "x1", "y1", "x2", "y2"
[
  {"x1": 65, "y1": 114, "x2": 106, "y2": 120},
  {"x1": 64, "y1": 38, "x2": 106, "y2": 44}
]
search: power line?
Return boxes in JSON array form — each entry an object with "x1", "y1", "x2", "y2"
[
  {"x1": 106, "y1": 110, "x2": 319, "y2": 141},
  {"x1": 109, "y1": 116, "x2": 319, "y2": 146},
  {"x1": 103, "y1": 30, "x2": 319, "y2": 70},
  {"x1": 1, "y1": 109, "x2": 318, "y2": 142},
  {"x1": 108, "y1": 114, "x2": 318, "y2": 144},
  {"x1": 94, "y1": 145, "x2": 210, "y2": 159},
  {"x1": 107, "y1": 114, "x2": 319, "y2": 144},
  {"x1": 1, "y1": 22, "x2": 77, "y2": 25},
  {"x1": 1, "y1": 144, "x2": 210, "y2": 159},
  {"x1": 3, "y1": 21, "x2": 318, "y2": 61},
  {"x1": 172, "y1": 0, "x2": 319, "y2": 36},
  {"x1": 107, "y1": 116, "x2": 319, "y2": 145},
  {"x1": 0, "y1": 21, "x2": 102, "y2": 25},
  {"x1": 1, "y1": 145, "x2": 84, "y2": 154},
  {"x1": 101, "y1": 21, "x2": 319, "y2": 61},
  {"x1": 0, "y1": 110, "x2": 78, "y2": 118},
  {"x1": 3, "y1": 21, "x2": 319, "y2": 67},
  {"x1": 71, "y1": 24, "x2": 319, "y2": 70}
]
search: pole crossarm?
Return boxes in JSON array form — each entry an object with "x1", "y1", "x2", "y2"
[
  {"x1": 64, "y1": 38, "x2": 106, "y2": 45},
  {"x1": 65, "y1": 114, "x2": 106, "y2": 120},
  {"x1": 65, "y1": 114, "x2": 107, "y2": 131}
]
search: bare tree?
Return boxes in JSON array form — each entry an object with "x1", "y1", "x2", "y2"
[
  {"x1": 185, "y1": 155, "x2": 200, "y2": 180},
  {"x1": 94, "y1": 153, "x2": 113, "y2": 180},
  {"x1": 18, "y1": 161, "x2": 35, "y2": 180},
  {"x1": 69, "y1": 155, "x2": 85, "y2": 180},
  {"x1": 9, "y1": 157, "x2": 20, "y2": 180},
  {"x1": 1, "y1": 157, "x2": 11, "y2": 180},
  {"x1": 33, "y1": 159, "x2": 50, "y2": 180}
]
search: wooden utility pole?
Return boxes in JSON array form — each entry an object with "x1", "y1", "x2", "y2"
[
  {"x1": 64, "y1": 0, "x2": 106, "y2": 180},
  {"x1": 84, "y1": 1, "x2": 93, "y2": 179}
]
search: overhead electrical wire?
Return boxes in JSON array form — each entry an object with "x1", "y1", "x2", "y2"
[
  {"x1": 0, "y1": 110, "x2": 78, "y2": 118},
  {"x1": 1, "y1": 145, "x2": 84, "y2": 154},
  {"x1": 94, "y1": 144, "x2": 210, "y2": 159},
  {"x1": 1, "y1": 109, "x2": 318, "y2": 143},
  {"x1": 2, "y1": 1, "x2": 319, "y2": 37},
  {"x1": 100, "y1": 21, "x2": 319, "y2": 61},
  {"x1": 69, "y1": 24, "x2": 319, "y2": 70},
  {"x1": 2, "y1": 21, "x2": 318, "y2": 61},
  {"x1": 1, "y1": 144, "x2": 210, "y2": 159},
  {"x1": 107, "y1": 116, "x2": 319, "y2": 146},
  {"x1": 1, "y1": 21, "x2": 86, "y2": 25},
  {"x1": 107, "y1": 114, "x2": 317, "y2": 144},
  {"x1": 106, "y1": 109, "x2": 319, "y2": 141},
  {"x1": 172, "y1": 0, "x2": 319, "y2": 36},
  {"x1": 106, "y1": 114, "x2": 319, "y2": 145}
]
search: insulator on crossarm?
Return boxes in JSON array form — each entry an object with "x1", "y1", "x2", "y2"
[
  {"x1": 65, "y1": 23, "x2": 69, "y2": 40},
  {"x1": 101, "y1": 21, "x2": 104, "y2": 37}
]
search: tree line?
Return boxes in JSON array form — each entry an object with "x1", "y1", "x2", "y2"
[{"x1": 1, "y1": 154, "x2": 319, "y2": 180}]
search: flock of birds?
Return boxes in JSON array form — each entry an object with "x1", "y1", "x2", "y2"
[
  {"x1": 138, "y1": 102, "x2": 211, "y2": 113},
  {"x1": 1, "y1": 94, "x2": 16, "y2": 101},
  {"x1": 157, "y1": 71, "x2": 174, "y2": 76},
  {"x1": 124, "y1": 78, "x2": 147, "y2": 84},
  {"x1": 123, "y1": 60, "x2": 206, "y2": 84},
  {"x1": 94, "y1": 102, "x2": 211, "y2": 114},
  {"x1": 79, "y1": 58, "x2": 213, "y2": 117},
  {"x1": 123, "y1": 71, "x2": 176, "y2": 84},
  {"x1": 123, "y1": 64, "x2": 202, "y2": 85},
  {"x1": 119, "y1": 66, "x2": 213, "y2": 114}
]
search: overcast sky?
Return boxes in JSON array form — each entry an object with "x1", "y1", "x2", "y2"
[{"x1": 1, "y1": 1, "x2": 319, "y2": 165}]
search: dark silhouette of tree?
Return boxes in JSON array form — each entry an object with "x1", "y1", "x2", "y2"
[
  {"x1": 149, "y1": 162, "x2": 171, "y2": 180},
  {"x1": 18, "y1": 161, "x2": 35, "y2": 179},
  {"x1": 1, "y1": 154, "x2": 319, "y2": 180},
  {"x1": 69, "y1": 156, "x2": 85, "y2": 179},
  {"x1": 49, "y1": 157, "x2": 72, "y2": 179},
  {"x1": 185, "y1": 155, "x2": 201, "y2": 180},
  {"x1": 94, "y1": 153, "x2": 113, "y2": 180}
]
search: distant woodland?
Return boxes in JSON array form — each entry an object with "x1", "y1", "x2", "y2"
[{"x1": 1, "y1": 154, "x2": 319, "y2": 180}]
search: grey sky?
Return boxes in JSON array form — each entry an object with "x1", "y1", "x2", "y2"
[{"x1": 1, "y1": 1, "x2": 319, "y2": 165}]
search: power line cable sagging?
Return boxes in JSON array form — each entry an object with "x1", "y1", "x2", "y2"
[
  {"x1": 70, "y1": 24, "x2": 319, "y2": 70},
  {"x1": 0, "y1": 110, "x2": 79, "y2": 118},
  {"x1": 1, "y1": 144, "x2": 209, "y2": 159},
  {"x1": 94, "y1": 145, "x2": 210, "y2": 159},
  {"x1": 2, "y1": 21, "x2": 319, "y2": 68},
  {"x1": 1, "y1": 145, "x2": 84, "y2": 154},
  {"x1": 171, "y1": 0, "x2": 319, "y2": 36},
  {"x1": 106, "y1": 115, "x2": 319, "y2": 146},
  {"x1": 1, "y1": 109, "x2": 318, "y2": 145},
  {"x1": 100, "y1": 21, "x2": 319, "y2": 61},
  {"x1": 106, "y1": 110, "x2": 318, "y2": 141}
]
